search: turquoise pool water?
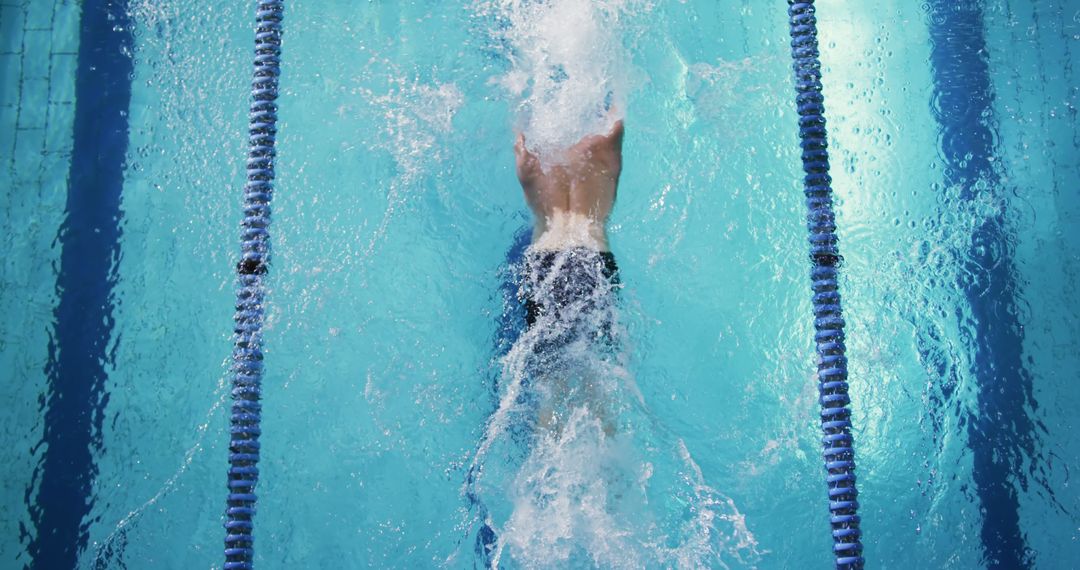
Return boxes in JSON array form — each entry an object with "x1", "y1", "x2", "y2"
[{"x1": 1, "y1": 0, "x2": 1078, "y2": 568}]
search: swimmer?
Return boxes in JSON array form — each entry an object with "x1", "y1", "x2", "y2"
[
  {"x1": 469, "y1": 119, "x2": 627, "y2": 563},
  {"x1": 513, "y1": 117, "x2": 624, "y2": 433},
  {"x1": 515, "y1": 119, "x2": 623, "y2": 253}
]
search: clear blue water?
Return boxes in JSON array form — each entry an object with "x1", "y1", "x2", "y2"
[{"x1": 1, "y1": 0, "x2": 1078, "y2": 568}]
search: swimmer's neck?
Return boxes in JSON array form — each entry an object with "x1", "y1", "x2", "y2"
[{"x1": 531, "y1": 209, "x2": 609, "y2": 252}]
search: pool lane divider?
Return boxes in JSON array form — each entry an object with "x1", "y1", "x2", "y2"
[
  {"x1": 30, "y1": 0, "x2": 133, "y2": 568},
  {"x1": 224, "y1": 2, "x2": 283, "y2": 569},
  {"x1": 925, "y1": 3, "x2": 1033, "y2": 567},
  {"x1": 785, "y1": 2, "x2": 865, "y2": 568}
]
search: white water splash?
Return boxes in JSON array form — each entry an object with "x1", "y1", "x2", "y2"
[
  {"x1": 475, "y1": 0, "x2": 649, "y2": 166},
  {"x1": 496, "y1": 408, "x2": 648, "y2": 568},
  {"x1": 357, "y1": 75, "x2": 464, "y2": 258},
  {"x1": 362, "y1": 77, "x2": 464, "y2": 184},
  {"x1": 462, "y1": 251, "x2": 762, "y2": 568}
]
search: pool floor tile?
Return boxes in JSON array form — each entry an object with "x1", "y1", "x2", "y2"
[
  {"x1": 12, "y1": 126, "x2": 44, "y2": 183},
  {"x1": 21, "y1": 30, "x2": 50, "y2": 80},
  {"x1": 47, "y1": 53, "x2": 74, "y2": 103},
  {"x1": 17, "y1": 77, "x2": 47, "y2": 128},
  {"x1": 0, "y1": 52, "x2": 20, "y2": 100},
  {"x1": 0, "y1": 4, "x2": 25, "y2": 54},
  {"x1": 25, "y1": 0, "x2": 52, "y2": 31},
  {"x1": 50, "y1": 3, "x2": 79, "y2": 55}
]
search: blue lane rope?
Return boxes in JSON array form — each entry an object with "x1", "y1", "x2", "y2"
[
  {"x1": 785, "y1": 2, "x2": 865, "y2": 568},
  {"x1": 224, "y1": 1, "x2": 283, "y2": 569}
]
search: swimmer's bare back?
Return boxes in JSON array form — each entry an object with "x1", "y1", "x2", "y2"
[{"x1": 514, "y1": 119, "x2": 624, "y2": 251}]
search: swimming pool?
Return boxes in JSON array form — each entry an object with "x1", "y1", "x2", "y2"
[{"x1": 1, "y1": 0, "x2": 1078, "y2": 567}]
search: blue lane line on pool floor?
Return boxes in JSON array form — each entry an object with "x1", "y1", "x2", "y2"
[
  {"x1": 29, "y1": 0, "x2": 133, "y2": 567},
  {"x1": 926, "y1": 3, "x2": 1035, "y2": 567}
]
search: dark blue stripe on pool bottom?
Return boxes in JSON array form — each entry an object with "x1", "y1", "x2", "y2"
[
  {"x1": 926, "y1": 3, "x2": 1035, "y2": 567},
  {"x1": 29, "y1": 0, "x2": 132, "y2": 568}
]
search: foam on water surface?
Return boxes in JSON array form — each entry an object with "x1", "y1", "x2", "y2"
[
  {"x1": 462, "y1": 247, "x2": 761, "y2": 568},
  {"x1": 475, "y1": 0, "x2": 648, "y2": 167}
]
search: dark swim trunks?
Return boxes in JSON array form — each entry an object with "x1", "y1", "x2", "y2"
[{"x1": 522, "y1": 247, "x2": 620, "y2": 329}]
